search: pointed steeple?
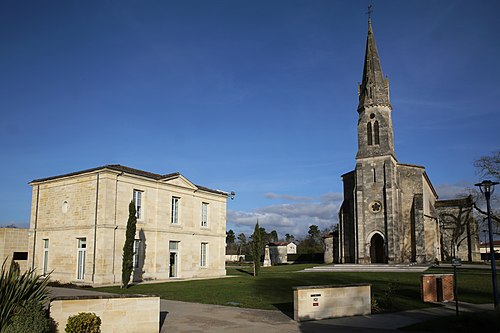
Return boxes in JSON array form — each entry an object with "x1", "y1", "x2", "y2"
[{"x1": 357, "y1": 19, "x2": 391, "y2": 113}]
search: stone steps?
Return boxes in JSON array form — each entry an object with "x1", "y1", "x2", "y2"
[{"x1": 301, "y1": 264, "x2": 430, "y2": 273}]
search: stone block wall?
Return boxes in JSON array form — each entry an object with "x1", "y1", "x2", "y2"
[
  {"x1": 50, "y1": 295, "x2": 160, "y2": 333},
  {"x1": 0, "y1": 228, "x2": 29, "y2": 271},
  {"x1": 293, "y1": 284, "x2": 371, "y2": 321}
]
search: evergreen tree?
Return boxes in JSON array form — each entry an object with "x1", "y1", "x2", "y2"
[
  {"x1": 251, "y1": 222, "x2": 262, "y2": 277},
  {"x1": 121, "y1": 201, "x2": 137, "y2": 288}
]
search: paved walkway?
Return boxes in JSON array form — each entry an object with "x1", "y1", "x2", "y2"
[{"x1": 48, "y1": 287, "x2": 493, "y2": 333}]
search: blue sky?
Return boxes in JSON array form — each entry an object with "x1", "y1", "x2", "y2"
[{"x1": 1, "y1": 1, "x2": 499, "y2": 238}]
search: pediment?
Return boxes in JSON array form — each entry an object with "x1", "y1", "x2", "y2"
[{"x1": 161, "y1": 174, "x2": 197, "y2": 190}]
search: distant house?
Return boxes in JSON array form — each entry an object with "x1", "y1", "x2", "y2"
[
  {"x1": 268, "y1": 242, "x2": 297, "y2": 265},
  {"x1": 0, "y1": 228, "x2": 29, "y2": 271},
  {"x1": 28, "y1": 164, "x2": 229, "y2": 285},
  {"x1": 480, "y1": 240, "x2": 500, "y2": 261}
]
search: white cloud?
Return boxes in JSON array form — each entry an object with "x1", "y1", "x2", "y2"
[
  {"x1": 435, "y1": 182, "x2": 473, "y2": 200},
  {"x1": 227, "y1": 192, "x2": 343, "y2": 239}
]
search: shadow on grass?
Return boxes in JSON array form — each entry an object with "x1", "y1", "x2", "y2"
[{"x1": 236, "y1": 268, "x2": 254, "y2": 276}]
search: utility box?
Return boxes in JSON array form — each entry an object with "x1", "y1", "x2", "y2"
[
  {"x1": 421, "y1": 274, "x2": 454, "y2": 302},
  {"x1": 293, "y1": 284, "x2": 371, "y2": 321}
]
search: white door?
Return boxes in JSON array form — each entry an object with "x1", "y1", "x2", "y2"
[{"x1": 77, "y1": 238, "x2": 86, "y2": 280}]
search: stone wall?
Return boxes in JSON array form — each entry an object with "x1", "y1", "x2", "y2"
[
  {"x1": 50, "y1": 294, "x2": 160, "y2": 333},
  {"x1": 293, "y1": 284, "x2": 371, "y2": 321},
  {"x1": 0, "y1": 228, "x2": 29, "y2": 271}
]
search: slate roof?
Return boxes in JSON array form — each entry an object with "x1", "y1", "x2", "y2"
[{"x1": 30, "y1": 164, "x2": 227, "y2": 196}]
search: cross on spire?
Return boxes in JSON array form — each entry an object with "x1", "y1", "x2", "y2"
[{"x1": 367, "y1": 4, "x2": 373, "y2": 21}]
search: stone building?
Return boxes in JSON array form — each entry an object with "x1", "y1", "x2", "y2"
[
  {"x1": 338, "y1": 19, "x2": 479, "y2": 264},
  {"x1": 436, "y1": 196, "x2": 480, "y2": 261},
  {"x1": 28, "y1": 164, "x2": 228, "y2": 285},
  {"x1": 268, "y1": 241, "x2": 297, "y2": 265},
  {"x1": 0, "y1": 228, "x2": 29, "y2": 271}
]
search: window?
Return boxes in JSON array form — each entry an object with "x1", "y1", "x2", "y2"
[
  {"x1": 133, "y1": 239, "x2": 141, "y2": 269},
  {"x1": 171, "y1": 197, "x2": 180, "y2": 224},
  {"x1": 13, "y1": 252, "x2": 28, "y2": 260},
  {"x1": 374, "y1": 120, "x2": 380, "y2": 145},
  {"x1": 200, "y1": 242, "x2": 207, "y2": 267},
  {"x1": 372, "y1": 167, "x2": 377, "y2": 183},
  {"x1": 42, "y1": 239, "x2": 49, "y2": 275},
  {"x1": 133, "y1": 190, "x2": 143, "y2": 219},
  {"x1": 201, "y1": 202, "x2": 208, "y2": 227},
  {"x1": 77, "y1": 238, "x2": 86, "y2": 280},
  {"x1": 367, "y1": 122, "x2": 373, "y2": 146}
]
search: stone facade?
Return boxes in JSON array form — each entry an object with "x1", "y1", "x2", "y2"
[
  {"x1": 339, "y1": 19, "x2": 479, "y2": 265},
  {"x1": 268, "y1": 242, "x2": 296, "y2": 265},
  {"x1": 0, "y1": 228, "x2": 29, "y2": 271},
  {"x1": 436, "y1": 196, "x2": 480, "y2": 261},
  {"x1": 28, "y1": 165, "x2": 228, "y2": 285}
]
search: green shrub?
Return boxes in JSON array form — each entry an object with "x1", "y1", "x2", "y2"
[
  {"x1": 0, "y1": 259, "x2": 50, "y2": 331},
  {"x1": 3, "y1": 300, "x2": 50, "y2": 333},
  {"x1": 65, "y1": 312, "x2": 101, "y2": 333}
]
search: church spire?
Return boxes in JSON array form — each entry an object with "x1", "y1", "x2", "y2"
[{"x1": 357, "y1": 17, "x2": 391, "y2": 113}]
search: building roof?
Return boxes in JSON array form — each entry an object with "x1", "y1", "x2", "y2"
[
  {"x1": 30, "y1": 164, "x2": 227, "y2": 196},
  {"x1": 480, "y1": 240, "x2": 500, "y2": 247},
  {"x1": 357, "y1": 19, "x2": 391, "y2": 113},
  {"x1": 435, "y1": 195, "x2": 473, "y2": 208},
  {"x1": 268, "y1": 242, "x2": 292, "y2": 247}
]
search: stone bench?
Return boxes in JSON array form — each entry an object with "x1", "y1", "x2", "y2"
[
  {"x1": 50, "y1": 294, "x2": 160, "y2": 333},
  {"x1": 292, "y1": 284, "x2": 371, "y2": 321}
]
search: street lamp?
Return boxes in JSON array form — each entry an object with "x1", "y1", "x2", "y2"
[
  {"x1": 475, "y1": 180, "x2": 499, "y2": 308},
  {"x1": 229, "y1": 191, "x2": 236, "y2": 200}
]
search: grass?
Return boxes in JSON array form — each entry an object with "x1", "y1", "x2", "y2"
[{"x1": 94, "y1": 264, "x2": 497, "y2": 314}]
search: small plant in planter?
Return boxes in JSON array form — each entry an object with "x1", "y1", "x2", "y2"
[{"x1": 65, "y1": 312, "x2": 101, "y2": 333}]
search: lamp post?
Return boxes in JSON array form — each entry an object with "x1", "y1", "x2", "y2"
[{"x1": 475, "y1": 180, "x2": 499, "y2": 308}]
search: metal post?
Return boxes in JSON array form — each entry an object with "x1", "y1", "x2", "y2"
[{"x1": 485, "y1": 189, "x2": 499, "y2": 308}]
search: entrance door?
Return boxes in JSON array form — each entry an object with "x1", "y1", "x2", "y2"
[
  {"x1": 169, "y1": 252, "x2": 177, "y2": 278},
  {"x1": 370, "y1": 234, "x2": 385, "y2": 263}
]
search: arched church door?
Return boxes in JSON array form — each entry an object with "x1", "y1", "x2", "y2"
[{"x1": 370, "y1": 233, "x2": 385, "y2": 263}]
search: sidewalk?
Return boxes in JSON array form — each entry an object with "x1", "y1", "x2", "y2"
[{"x1": 48, "y1": 287, "x2": 493, "y2": 333}]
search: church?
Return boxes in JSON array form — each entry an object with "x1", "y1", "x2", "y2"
[{"x1": 338, "y1": 18, "x2": 480, "y2": 264}]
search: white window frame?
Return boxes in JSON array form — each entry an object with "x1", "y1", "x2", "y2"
[
  {"x1": 77, "y1": 238, "x2": 86, "y2": 280},
  {"x1": 201, "y1": 202, "x2": 208, "y2": 227},
  {"x1": 171, "y1": 197, "x2": 180, "y2": 224},
  {"x1": 200, "y1": 242, "x2": 207, "y2": 267},
  {"x1": 42, "y1": 239, "x2": 49, "y2": 276},
  {"x1": 133, "y1": 190, "x2": 143, "y2": 220},
  {"x1": 133, "y1": 239, "x2": 141, "y2": 269}
]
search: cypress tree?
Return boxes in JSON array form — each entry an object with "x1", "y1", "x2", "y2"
[
  {"x1": 251, "y1": 221, "x2": 262, "y2": 277},
  {"x1": 121, "y1": 201, "x2": 137, "y2": 288}
]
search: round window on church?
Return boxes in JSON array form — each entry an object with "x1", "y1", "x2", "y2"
[
  {"x1": 369, "y1": 201, "x2": 382, "y2": 213},
  {"x1": 370, "y1": 113, "x2": 376, "y2": 119}
]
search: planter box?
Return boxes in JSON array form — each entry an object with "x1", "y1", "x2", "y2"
[{"x1": 50, "y1": 294, "x2": 160, "y2": 333}]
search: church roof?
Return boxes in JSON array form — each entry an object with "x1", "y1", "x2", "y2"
[
  {"x1": 357, "y1": 19, "x2": 391, "y2": 113},
  {"x1": 30, "y1": 164, "x2": 227, "y2": 196}
]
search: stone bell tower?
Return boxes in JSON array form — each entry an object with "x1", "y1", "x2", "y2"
[{"x1": 340, "y1": 17, "x2": 401, "y2": 264}]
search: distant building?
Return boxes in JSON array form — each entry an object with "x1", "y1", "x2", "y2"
[
  {"x1": 28, "y1": 164, "x2": 229, "y2": 285},
  {"x1": 0, "y1": 228, "x2": 29, "y2": 271},
  {"x1": 338, "y1": 18, "x2": 479, "y2": 264},
  {"x1": 268, "y1": 242, "x2": 296, "y2": 265},
  {"x1": 480, "y1": 240, "x2": 500, "y2": 261}
]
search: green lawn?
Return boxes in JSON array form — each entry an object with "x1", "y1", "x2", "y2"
[{"x1": 94, "y1": 264, "x2": 496, "y2": 314}]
